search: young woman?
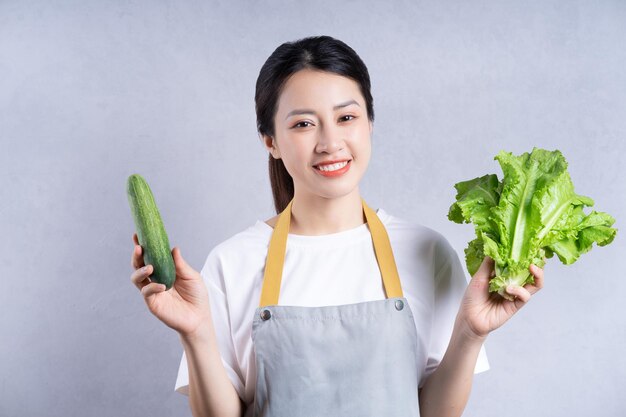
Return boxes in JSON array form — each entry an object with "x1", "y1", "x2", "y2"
[{"x1": 130, "y1": 36, "x2": 543, "y2": 417}]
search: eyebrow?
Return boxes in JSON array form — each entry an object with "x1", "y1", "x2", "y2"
[{"x1": 284, "y1": 99, "x2": 360, "y2": 120}]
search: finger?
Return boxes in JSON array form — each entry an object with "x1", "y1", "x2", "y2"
[
  {"x1": 172, "y1": 247, "x2": 196, "y2": 279},
  {"x1": 467, "y1": 257, "x2": 494, "y2": 300},
  {"x1": 505, "y1": 284, "x2": 531, "y2": 304},
  {"x1": 528, "y1": 264, "x2": 544, "y2": 292},
  {"x1": 472, "y1": 256, "x2": 495, "y2": 283},
  {"x1": 133, "y1": 233, "x2": 139, "y2": 245},
  {"x1": 141, "y1": 281, "x2": 167, "y2": 297},
  {"x1": 131, "y1": 264, "x2": 153, "y2": 289},
  {"x1": 131, "y1": 243, "x2": 145, "y2": 270},
  {"x1": 478, "y1": 256, "x2": 495, "y2": 277}
]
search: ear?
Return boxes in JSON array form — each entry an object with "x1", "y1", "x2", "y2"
[{"x1": 262, "y1": 134, "x2": 281, "y2": 159}]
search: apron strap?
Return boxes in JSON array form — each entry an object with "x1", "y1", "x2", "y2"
[{"x1": 259, "y1": 198, "x2": 403, "y2": 307}]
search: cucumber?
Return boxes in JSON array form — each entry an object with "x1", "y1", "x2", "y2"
[{"x1": 127, "y1": 174, "x2": 176, "y2": 290}]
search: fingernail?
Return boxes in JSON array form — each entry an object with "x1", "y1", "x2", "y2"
[{"x1": 141, "y1": 266, "x2": 149, "y2": 273}]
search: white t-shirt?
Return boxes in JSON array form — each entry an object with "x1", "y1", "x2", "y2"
[{"x1": 175, "y1": 208, "x2": 489, "y2": 407}]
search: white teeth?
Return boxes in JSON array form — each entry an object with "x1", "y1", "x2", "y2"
[{"x1": 317, "y1": 161, "x2": 348, "y2": 171}]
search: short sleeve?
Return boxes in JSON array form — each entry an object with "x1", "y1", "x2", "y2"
[
  {"x1": 419, "y1": 235, "x2": 490, "y2": 387},
  {"x1": 174, "y1": 248, "x2": 246, "y2": 400}
]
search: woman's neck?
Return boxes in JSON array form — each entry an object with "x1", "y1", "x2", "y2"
[{"x1": 288, "y1": 189, "x2": 366, "y2": 236}]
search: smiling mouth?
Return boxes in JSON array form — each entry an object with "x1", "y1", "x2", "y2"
[
  {"x1": 313, "y1": 160, "x2": 352, "y2": 178},
  {"x1": 314, "y1": 160, "x2": 352, "y2": 172},
  {"x1": 313, "y1": 159, "x2": 352, "y2": 172}
]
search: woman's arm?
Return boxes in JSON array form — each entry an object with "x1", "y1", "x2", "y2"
[
  {"x1": 180, "y1": 324, "x2": 243, "y2": 417},
  {"x1": 418, "y1": 318, "x2": 485, "y2": 416},
  {"x1": 130, "y1": 236, "x2": 243, "y2": 417},
  {"x1": 419, "y1": 257, "x2": 544, "y2": 417}
]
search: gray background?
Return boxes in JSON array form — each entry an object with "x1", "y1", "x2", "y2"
[{"x1": 1, "y1": 1, "x2": 624, "y2": 416}]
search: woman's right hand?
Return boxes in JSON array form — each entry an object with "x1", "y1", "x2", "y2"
[{"x1": 130, "y1": 233, "x2": 212, "y2": 337}]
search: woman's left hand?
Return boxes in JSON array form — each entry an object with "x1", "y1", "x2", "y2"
[{"x1": 457, "y1": 256, "x2": 544, "y2": 340}]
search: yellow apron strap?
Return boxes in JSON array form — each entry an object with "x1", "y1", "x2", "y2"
[
  {"x1": 259, "y1": 198, "x2": 403, "y2": 307},
  {"x1": 361, "y1": 198, "x2": 404, "y2": 300},
  {"x1": 259, "y1": 199, "x2": 294, "y2": 307}
]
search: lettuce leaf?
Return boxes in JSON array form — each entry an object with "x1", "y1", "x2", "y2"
[{"x1": 448, "y1": 148, "x2": 617, "y2": 299}]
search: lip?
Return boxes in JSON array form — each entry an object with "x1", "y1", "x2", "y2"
[
  {"x1": 313, "y1": 160, "x2": 352, "y2": 177},
  {"x1": 313, "y1": 159, "x2": 352, "y2": 167}
]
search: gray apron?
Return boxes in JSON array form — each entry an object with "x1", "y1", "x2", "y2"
[{"x1": 251, "y1": 198, "x2": 420, "y2": 417}]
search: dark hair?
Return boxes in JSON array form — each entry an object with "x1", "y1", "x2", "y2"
[{"x1": 255, "y1": 35, "x2": 375, "y2": 214}]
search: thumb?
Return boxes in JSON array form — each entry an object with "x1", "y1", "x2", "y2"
[
  {"x1": 171, "y1": 247, "x2": 195, "y2": 278},
  {"x1": 470, "y1": 256, "x2": 494, "y2": 290}
]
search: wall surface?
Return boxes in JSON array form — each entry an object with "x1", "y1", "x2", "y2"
[{"x1": 1, "y1": 1, "x2": 625, "y2": 416}]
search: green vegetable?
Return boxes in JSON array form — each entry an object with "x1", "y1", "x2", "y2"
[
  {"x1": 127, "y1": 174, "x2": 176, "y2": 290},
  {"x1": 448, "y1": 148, "x2": 617, "y2": 299}
]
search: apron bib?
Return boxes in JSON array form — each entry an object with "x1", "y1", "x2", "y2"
[{"x1": 251, "y1": 198, "x2": 420, "y2": 417}]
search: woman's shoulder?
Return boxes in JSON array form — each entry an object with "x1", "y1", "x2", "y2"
[
  {"x1": 205, "y1": 218, "x2": 274, "y2": 265},
  {"x1": 379, "y1": 208, "x2": 461, "y2": 266},
  {"x1": 379, "y1": 209, "x2": 463, "y2": 279},
  {"x1": 378, "y1": 208, "x2": 450, "y2": 246}
]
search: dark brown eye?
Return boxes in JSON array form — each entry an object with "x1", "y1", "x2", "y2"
[
  {"x1": 339, "y1": 115, "x2": 355, "y2": 122},
  {"x1": 293, "y1": 121, "x2": 313, "y2": 129}
]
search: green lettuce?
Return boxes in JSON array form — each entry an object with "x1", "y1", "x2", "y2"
[{"x1": 448, "y1": 148, "x2": 617, "y2": 299}]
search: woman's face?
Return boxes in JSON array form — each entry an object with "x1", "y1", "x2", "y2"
[{"x1": 265, "y1": 69, "x2": 373, "y2": 201}]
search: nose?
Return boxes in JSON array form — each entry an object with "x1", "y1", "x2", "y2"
[{"x1": 315, "y1": 123, "x2": 344, "y2": 153}]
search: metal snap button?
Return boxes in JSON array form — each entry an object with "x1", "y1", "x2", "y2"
[
  {"x1": 260, "y1": 309, "x2": 272, "y2": 321},
  {"x1": 395, "y1": 300, "x2": 404, "y2": 311}
]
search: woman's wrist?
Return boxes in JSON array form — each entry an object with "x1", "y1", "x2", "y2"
[
  {"x1": 179, "y1": 320, "x2": 215, "y2": 348},
  {"x1": 452, "y1": 314, "x2": 488, "y2": 347}
]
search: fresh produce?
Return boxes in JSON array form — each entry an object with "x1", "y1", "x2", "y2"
[
  {"x1": 448, "y1": 148, "x2": 617, "y2": 299},
  {"x1": 127, "y1": 174, "x2": 176, "y2": 290}
]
